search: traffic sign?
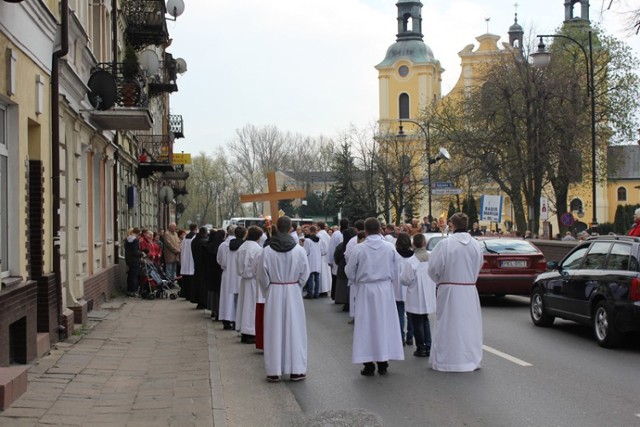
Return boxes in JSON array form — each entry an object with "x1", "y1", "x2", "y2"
[
  {"x1": 431, "y1": 188, "x2": 463, "y2": 195},
  {"x1": 560, "y1": 212, "x2": 575, "y2": 226},
  {"x1": 432, "y1": 181, "x2": 454, "y2": 188}
]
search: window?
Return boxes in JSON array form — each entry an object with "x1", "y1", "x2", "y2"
[
  {"x1": 583, "y1": 242, "x2": 612, "y2": 270},
  {"x1": 617, "y1": 186, "x2": 627, "y2": 202},
  {"x1": 0, "y1": 106, "x2": 7, "y2": 277},
  {"x1": 399, "y1": 93, "x2": 409, "y2": 119},
  {"x1": 562, "y1": 246, "x2": 589, "y2": 270},
  {"x1": 605, "y1": 243, "x2": 631, "y2": 271}
]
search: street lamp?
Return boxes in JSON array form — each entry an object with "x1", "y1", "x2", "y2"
[
  {"x1": 530, "y1": 30, "x2": 598, "y2": 229},
  {"x1": 397, "y1": 119, "x2": 450, "y2": 222}
]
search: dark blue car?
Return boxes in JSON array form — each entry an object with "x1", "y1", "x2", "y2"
[{"x1": 530, "y1": 235, "x2": 640, "y2": 347}]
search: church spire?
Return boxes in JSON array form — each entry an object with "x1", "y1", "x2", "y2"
[
  {"x1": 564, "y1": 0, "x2": 590, "y2": 24},
  {"x1": 396, "y1": 0, "x2": 424, "y2": 42}
]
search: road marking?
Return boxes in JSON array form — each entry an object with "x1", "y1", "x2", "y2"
[
  {"x1": 635, "y1": 414, "x2": 640, "y2": 418},
  {"x1": 483, "y1": 345, "x2": 533, "y2": 367}
]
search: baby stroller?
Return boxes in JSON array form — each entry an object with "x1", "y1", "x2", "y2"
[{"x1": 139, "y1": 258, "x2": 180, "y2": 300}]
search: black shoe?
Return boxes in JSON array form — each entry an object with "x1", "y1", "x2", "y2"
[
  {"x1": 413, "y1": 349, "x2": 428, "y2": 358},
  {"x1": 241, "y1": 334, "x2": 256, "y2": 344},
  {"x1": 303, "y1": 295, "x2": 313, "y2": 300},
  {"x1": 290, "y1": 374, "x2": 306, "y2": 382},
  {"x1": 406, "y1": 337, "x2": 413, "y2": 346},
  {"x1": 377, "y1": 361, "x2": 389, "y2": 375},
  {"x1": 361, "y1": 363, "x2": 375, "y2": 376},
  {"x1": 196, "y1": 304, "x2": 205, "y2": 309},
  {"x1": 222, "y1": 321, "x2": 233, "y2": 330},
  {"x1": 342, "y1": 304, "x2": 349, "y2": 312}
]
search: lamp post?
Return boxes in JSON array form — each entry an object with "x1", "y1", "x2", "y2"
[
  {"x1": 530, "y1": 30, "x2": 598, "y2": 229},
  {"x1": 397, "y1": 119, "x2": 450, "y2": 222}
]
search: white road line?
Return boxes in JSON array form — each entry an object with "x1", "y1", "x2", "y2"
[
  {"x1": 483, "y1": 345, "x2": 533, "y2": 367},
  {"x1": 635, "y1": 414, "x2": 640, "y2": 418}
]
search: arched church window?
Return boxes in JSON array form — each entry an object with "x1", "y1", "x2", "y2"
[
  {"x1": 399, "y1": 93, "x2": 409, "y2": 119},
  {"x1": 570, "y1": 198, "x2": 583, "y2": 213},
  {"x1": 617, "y1": 186, "x2": 627, "y2": 201}
]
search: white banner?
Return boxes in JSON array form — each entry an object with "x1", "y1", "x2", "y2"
[
  {"x1": 480, "y1": 195, "x2": 503, "y2": 222},
  {"x1": 540, "y1": 197, "x2": 549, "y2": 221}
]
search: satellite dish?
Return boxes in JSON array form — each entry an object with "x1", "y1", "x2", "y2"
[
  {"x1": 138, "y1": 50, "x2": 160, "y2": 75},
  {"x1": 436, "y1": 147, "x2": 451, "y2": 161},
  {"x1": 166, "y1": 0, "x2": 185, "y2": 18},
  {"x1": 159, "y1": 185, "x2": 174, "y2": 204},
  {"x1": 87, "y1": 69, "x2": 117, "y2": 110},
  {"x1": 175, "y1": 58, "x2": 187, "y2": 74}
]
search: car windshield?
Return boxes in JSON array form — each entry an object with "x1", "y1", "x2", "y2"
[{"x1": 481, "y1": 240, "x2": 538, "y2": 254}]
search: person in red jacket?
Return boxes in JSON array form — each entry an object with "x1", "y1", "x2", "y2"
[{"x1": 628, "y1": 208, "x2": 640, "y2": 237}]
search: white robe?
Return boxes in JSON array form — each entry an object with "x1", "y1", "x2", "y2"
[
  {"x1": 235, "y1": 240, "x2": 263, "y2": 335},
  {"x1": 327, "y1": 230, "x2": 343, "y2": 275},
  {"x1": 257, "y1": 241, "x2": 310, "y2": 376},
  {"x1": 400, "y1": 255, "x2": 437, "y2": 315},
  {"x1": 216, "y1": 236, "x2": 238, "y2": 322},
  {"x1": 179, "y1": 235, "x2": 196, "y2": 275},
  {"x1": 303, "y1": 237, "x2": 325, "y2": 273},
  {"x1": 317, "y1": 230, "x2": 332, "y2": 293},
  {"x1": 394, "y1": 254, "x2": 412, "y2": 302},
  {"x1": 427, "y1": 232, "x2": 484, "y2": 372},
  {"x1": 345, "y1": 234, "x2": 404, "y2": 364}
]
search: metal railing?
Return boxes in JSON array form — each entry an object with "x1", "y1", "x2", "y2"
[
  {"x1": 93, "y1": 62, "x2": 149, "y2": 108},
  {"x1": 123, "y1": 0, "x2": 169, "y2": 49}
]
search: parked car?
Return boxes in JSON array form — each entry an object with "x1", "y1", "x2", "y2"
[
  {"x1": 476, "y1": 237, "x2": 547, "y2": 296},
  {"x1": 420, "y1": 232, "x2": 448, "y2": 254},
  {"x1": 530, "y1": 235, "x2": 640, "y2": 347}
]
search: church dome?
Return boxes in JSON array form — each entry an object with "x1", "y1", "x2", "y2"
[
  {"x1": 376, "y1": 39, "x2": 436, "y2": 68},
  {"x1": 509, "y1": 20, "x2": 523, "y2": 32}
]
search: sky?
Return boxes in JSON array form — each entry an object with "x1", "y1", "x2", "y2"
[{"x1": 166, "y1": 0, "x2": 640, "y2": 157}]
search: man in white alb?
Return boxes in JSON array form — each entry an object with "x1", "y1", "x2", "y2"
[
  {"x1": 427, "y1": 212, "x2": 484, "y2": 372},
  {"x1": 345, "y1": 217, "x2": 404, "y2": 376},
  {"x1": 256, "y1": 216, "x2": 310, "y2": 382}
]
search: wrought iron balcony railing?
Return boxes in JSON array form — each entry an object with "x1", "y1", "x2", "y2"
[
  {"x1": 136, "y1": 132, "x2": 175, "y2": 177},
  {"x1": 123, "y1": 0, "x2": 169, "y2": 49},
  {"x1": 148, "y1": 53, "x2": 178, "y2": 97},
  {"x1": 91, "y1": 62, "x2": 149, "y2": 109},
  {"x1": 169, "y1": 114, "x2": 184, "y2": 138},
  {"x1": 136, "y1": 133, "x2": 175, "y2": 164}
]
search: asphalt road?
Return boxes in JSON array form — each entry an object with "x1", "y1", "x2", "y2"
[{"x1": 214, "y1": 295, "x2": 640, "y2": 427}]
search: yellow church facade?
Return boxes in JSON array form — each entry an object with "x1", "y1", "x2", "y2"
[{"x1": 376, "y1": 0, "x2": 625, "y2": 235}]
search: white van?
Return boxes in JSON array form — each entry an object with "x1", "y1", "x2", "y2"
[{"x1": 221, "y1": 217, "x2": 313, "y2": 231}]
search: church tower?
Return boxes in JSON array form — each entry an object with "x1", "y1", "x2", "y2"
[
  {"x1": 564, "y1": 0, "x2": 590, "y2": 23},
  {"x1": 376, "y1": 0, "x2": 443, "y2": 128},
  {"x1": 508, "y1": 13, "x2": 524, "y2": 50}
]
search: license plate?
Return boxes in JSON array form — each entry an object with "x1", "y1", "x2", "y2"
[{"x1": 500, "y1": 260, "x2": 527, "y2": 268}]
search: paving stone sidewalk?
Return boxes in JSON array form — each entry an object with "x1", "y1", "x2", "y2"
[{"x1": 0, "y1": 297, "x2": 218, "y2": 427}]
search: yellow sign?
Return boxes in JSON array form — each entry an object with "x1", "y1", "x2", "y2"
[{"x1": 172, "y1": 153, "x2": 192, "y2": 165}]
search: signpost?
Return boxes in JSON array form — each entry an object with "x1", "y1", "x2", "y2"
[{"x1": 431, "y1": 188, "x2": 463, "y2": 195}]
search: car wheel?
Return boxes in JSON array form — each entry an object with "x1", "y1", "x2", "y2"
[
  {"x1": 530, "y1": 287, "x2": 555, "y2": 327},
  {"x1": 593, "y1": 301, "x2": 623, "y2": 348}
]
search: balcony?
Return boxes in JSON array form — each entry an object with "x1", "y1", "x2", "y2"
[
  {"x1": 148, "y1": 53, "x2": 178, "y2": 97},
  {"x1": 123, "y1": 0, "x2": 169, "y2": 50},
  {"x1": 162, "y1": 169, "x2": 190, "y2": 195},
  {"x1": 136, "y1": 133, "x2": 175, "y2": 178},
  {"x1": 169, "y1": 114, "x2": 184, "y2": 138},
  {"x1": 88, "y1": 62, "x2": 152, "y2": 131}
]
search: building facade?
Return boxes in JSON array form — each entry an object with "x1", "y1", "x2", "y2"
[{"x1": 0, "y1": 0, "x2": 188, "y2": 409}]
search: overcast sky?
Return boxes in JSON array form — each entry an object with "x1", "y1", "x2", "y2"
[{"x1": 166, "y1": 0, "x2": 640, "y2": 156}]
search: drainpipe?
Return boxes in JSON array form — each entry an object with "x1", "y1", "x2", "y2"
[
  {"x1": 52, "y1": 0, "x2": 69, "y2": 338},
  {"x1": 112, "y1": 0, "x2": 120, "y2": 263}
]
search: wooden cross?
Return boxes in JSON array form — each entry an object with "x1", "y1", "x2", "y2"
[{"x1": 239, "y1": 171, "x2": 306, "y2": 218}]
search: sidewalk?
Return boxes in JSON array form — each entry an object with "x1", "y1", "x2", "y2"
[{"x1": 0, "y1": 296, "x2": 219, "y2": 427}]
